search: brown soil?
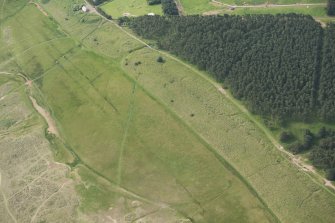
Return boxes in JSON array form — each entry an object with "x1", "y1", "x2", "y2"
[
  {"x1": 29, "y1": 96, "x2": 59, "y2": 136},
  {"x1": 30, "y1": 1, "x2": 48, "y2": 16}
]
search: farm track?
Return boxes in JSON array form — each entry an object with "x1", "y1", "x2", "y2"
[
  {"x1": 84, "y1": 1, "x2": 335, "y2": 195},
  {"x1": 29, "y1": 1, "x2": 48, "y2": 16},
  {"x1": 30, "y1": 96, "x2": 59, "y2": 136},
  {"x1": 211, "y1": 0, "x2": 326, "y2": 8},
  {"x1": 116, "y1": 82, "x2": 137, "y2": 186},
  {"x1": 0, "y1": 188, "x2": 17, "y2": 223},
  {"x1": 30, "y1": 181, "x2": 70, "y2": 223},
  {"x1": 205, "y1": 0, "x2": 329, "y2": 16},
  {"x1": 0, "y1": 0, "x2": 6, "y2": 32},
  {"x1": 0, "y1": 172, "x2": 17, "y2": 223}
]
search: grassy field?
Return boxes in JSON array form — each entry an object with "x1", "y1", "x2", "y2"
[
  {"x1": 0, "y1": 1, "x2": 280, "y2": 222},
  {"x1": 100, "y1": 0, "x2": 163, "y2": 18},
  {"x1": 216, "y1": 0, "x2": 326, "y2": 5},
  {"x1": 179, "y1": 0, "x2": 217, "y2": 14},
  {"x1": 42, "y1": 0, "x2": 335, "y2": 221},
  {"x1": 227, "y1": 5, "x2": 328, "y2": 16},
  {"x1": 1, "y1": 0, "x2": 335, "y2": 222},
  {"x1": 121, "y1": 46, "x2": 335, "y2": 223},
  {"x1": 180, "y1": 0, "x2": 331, "y2": 18}
]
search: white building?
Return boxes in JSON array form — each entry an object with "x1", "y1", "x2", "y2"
[
  {"x1": 82, "y1": 6, "x2": 88, "y2": 12},
  {"x1": 148, "y1": 13, "x2": 155, "y2": 16}
]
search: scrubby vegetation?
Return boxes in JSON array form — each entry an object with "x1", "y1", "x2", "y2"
[
  {"x1": 309, "y1": 128, "x2": 335, "y2": 173},
  {"x1": 86, "y1": 0, "x2": 109, "y2": 6},
  {"x1": 282, "y1": 126, "x2": 335, "y2": 181},
  {"x1": 147, "y1": 0, "x2": 162, "y2": 5},
  {"x1": 129, "y1": 14, "x2": 335, "y2": 123}
]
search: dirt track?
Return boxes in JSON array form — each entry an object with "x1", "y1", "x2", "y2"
[
  {"x1": 30, "y1": 1, "x2": 48, "y2": 16},
  {"x1": 211, "y1": 0, "x2": 326, "y2": 8},
  {"x1": 29, "y1": 96, "x2": 59, "y2": 136}
]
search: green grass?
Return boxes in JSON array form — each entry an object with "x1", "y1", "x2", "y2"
[
  {"x1": 179, "y1": 0, "x2": 332, "y2": 18},
  {"x1": 122, "y1": 47, "x2": 335, "y2": 222},
  {"x1": 100, "y1": 0, "x2": 163, "y2": 18},
  {"x1": 3, "y1": 0, "x2": 335, "y2": 222},
  {"x1": 229, "y1": 5, "x2": 328, "y2": 16},
  {"x1": 0, "y1": 0, "x2": 27, "y2": 22},
  {"x1": 216, "y1": 0, "x2": 326, "y2": 5},
  {"x1": 179, "y1": 0, "x2": 217, "y2": 14},
  {"x1": 1, "y1": 2, "x2": 279, "y2": 222}
]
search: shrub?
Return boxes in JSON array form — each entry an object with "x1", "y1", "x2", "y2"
[
  {"x1": 147, "y1": 0, "x2": 162, "y2": 5},
  {"x1": 157, "y1": 56, "x2": 165, "y2": 63},
  {"x1": 288, "y1": 143, "x2": 305, "y2": 154},
  {"x1": 280, "y1": 131, "x2": 293, "y2": 143},
  {"x1": 303, "y1": 129, "x2": 314, "y2": 150}
]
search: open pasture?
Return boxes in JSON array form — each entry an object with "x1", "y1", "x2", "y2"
[
  {"x1": 44, "y1": 0, "x2": 335, "y2": 221},
  {"x1": 225, "y1": 5, "x2": 327, "y2": 16},
  {"x1": 122, "y1": 47, "x2": 335, "y2": 222},
  {"x1": 179, "y1": 0, "x2": 329, "y2": 18},
  {"x1": 100, "y1": 0, "x2": 163, "y2": 18},
  {"x1": 215, "y1": 0, "x2": 326, "y2": 5},
  {"x1": 1, "y1": 0, "x2": 334, "y2": 222},
  {"x1": 179, "y1": 0, "x2": 217, "y2": 14},
  {"x1": 1, "y1": 1, "x2": 279, "y2": 222}
]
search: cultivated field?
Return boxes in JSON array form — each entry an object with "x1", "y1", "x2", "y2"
[
  {"x1": 1, "y1": 0, "x2": 335, "y2": 222},
  {"x1": 100, "y1": 0, "x2": 163, "y2": 18}
]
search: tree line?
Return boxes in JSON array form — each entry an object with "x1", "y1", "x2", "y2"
[
  {"x1": 86, "y1": 0, "x2": 109, "y2": 6},
  {"x1": 146, "y1": 0, "x2": 179, "y2": 15},
  {"x1": 328, "y1": 0, "x2": 335, "y2": 16},
  {"x1": 129, "y1": 14, "x2": 335, "y2": 123},
  {"x1": 319, "y1": 23, "x2": 335, "y2": 121}
]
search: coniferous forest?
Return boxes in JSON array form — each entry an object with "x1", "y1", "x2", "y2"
[
  {"x1": 319, "y1": 23, "x2": 335, "y2": 121},
  {"x1": 129, "y1": 14, "x2": 335, "y2": 122}
]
